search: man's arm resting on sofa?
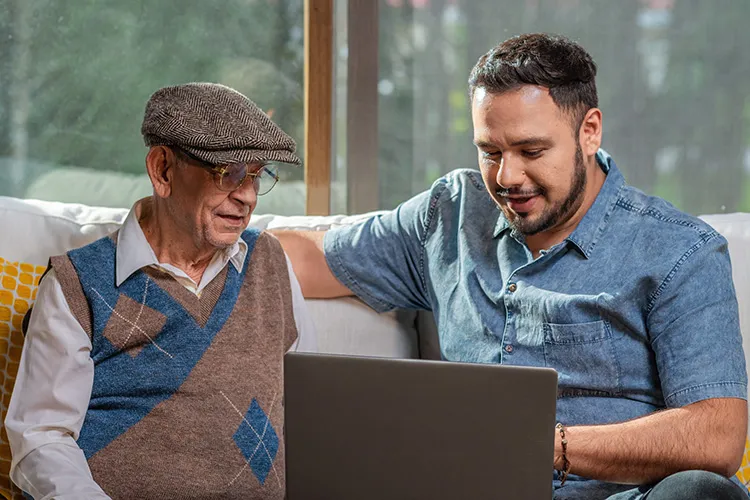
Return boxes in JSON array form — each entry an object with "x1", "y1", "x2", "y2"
[
  {"x1": 273, "y1": 230, "x2": 353, "y2": 299},
  {"x1": 557, "y1": 397, "x2": 747, "y2": 484}
]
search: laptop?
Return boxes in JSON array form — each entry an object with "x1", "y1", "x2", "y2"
[{"x1": 284, "y1": 353, "x2": 557, "y2": 499}]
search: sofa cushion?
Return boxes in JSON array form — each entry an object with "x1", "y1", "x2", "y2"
[
  {"x1": 0, "y1": 197, "x2": 127, "y2": 265},
  {"x1": 701, "y1": 213, "x2": 750, "y2": 402}
]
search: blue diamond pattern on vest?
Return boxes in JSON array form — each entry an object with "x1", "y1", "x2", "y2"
[{"x1": 233, "y1": 398, "x2": 279, "y2": 485}]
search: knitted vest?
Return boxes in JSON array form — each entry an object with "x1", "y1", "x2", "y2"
[{"x1": 50, "y1": 229, "x2": 297, "y2": 499}]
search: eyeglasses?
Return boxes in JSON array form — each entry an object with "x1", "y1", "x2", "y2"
[{"x1": 172, "y1": 147, "x2": 280, "y2": 195}]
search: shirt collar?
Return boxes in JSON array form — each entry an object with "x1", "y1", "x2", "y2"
[
  {"x1": 493, "y1": 212, "x2": 511, "y2": 238},
  {"x1": 115, "y1": 198, "x2": 248, "y2": 286},
  {"x1": 492, "y1": 149, "x2": 624, "y2": 258},
  {"x1": 564, "y1": 149, "x2": 623, "y2": 259}
]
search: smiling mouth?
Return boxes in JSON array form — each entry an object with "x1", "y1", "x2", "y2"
[
  {"x1": 501, "y1": 194, "x2": 540, "y2": 214},
  {"x1": 217, "y1": 213, "x2": 246, "y2": 225}
]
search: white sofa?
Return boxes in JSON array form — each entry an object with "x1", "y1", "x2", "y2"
[{"x1": 0, "y1": 196, "x2": 748, "y2": 497}]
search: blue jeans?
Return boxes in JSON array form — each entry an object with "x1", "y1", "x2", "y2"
[{"x1": 607, "y1": 470, "x2": 749, "y2": 499}]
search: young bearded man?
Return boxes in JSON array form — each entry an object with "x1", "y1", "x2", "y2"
[{"x1": 275, "y1": 34, "x2": 748, "y2": 499}]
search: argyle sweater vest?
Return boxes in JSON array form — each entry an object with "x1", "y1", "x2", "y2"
[{"x1": 50, "y1": 229, "x2": 297, "y2": 499}]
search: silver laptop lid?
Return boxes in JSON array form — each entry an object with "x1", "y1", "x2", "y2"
[{"x1": 284, "y1": 353, "x2": 557, "y2": 500}]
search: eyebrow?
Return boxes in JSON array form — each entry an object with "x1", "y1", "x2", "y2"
[
  {"x1": 509, "y1": 137, "x2": 553, "y2": 147},
  {"x1": 473, "y1": 137, "x2": 553, "y2": 149},
  {"x1": 473, "y1": 139, "x2": 498, "y2": 150}
]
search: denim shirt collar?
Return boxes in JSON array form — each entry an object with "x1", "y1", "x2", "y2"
[{"x1": 493, "y1": 149, "x2": 624, "y2": 259}]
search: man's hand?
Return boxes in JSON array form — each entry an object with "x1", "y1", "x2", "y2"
[{"x1": 554, "y1": 397, "x2": 747, "y2": 484}]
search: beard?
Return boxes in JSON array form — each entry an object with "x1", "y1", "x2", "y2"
[{"x1": 505, "y1": 145, "x2": 587, "y2": 236}]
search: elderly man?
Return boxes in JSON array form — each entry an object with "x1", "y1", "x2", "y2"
[
  {"x1": 5, "y1": 83, "x2": 314, "y2": 499},
  {"x1": 275, "y1": 34, "x2": 748, "y2": 499}
]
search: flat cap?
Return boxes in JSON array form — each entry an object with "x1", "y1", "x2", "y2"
[{"x1": 141, "y1": 82, "x2": 301, "y2": 166}]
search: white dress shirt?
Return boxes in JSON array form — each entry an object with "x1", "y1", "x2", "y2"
[{"x1": 4, "y1": 202, "x2": 316, "y2": 500}]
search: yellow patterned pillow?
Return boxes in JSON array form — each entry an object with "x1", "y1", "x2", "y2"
[
  {"x1": 736, "y1": 437, "x2": 750, "y2": 491},
  {"x1": 0, "y1": 258, "x2": 46, "y2": 500}
]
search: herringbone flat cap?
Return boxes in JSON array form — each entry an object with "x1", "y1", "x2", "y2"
[{"x1": 141, "y1": 82, "x2": 301, "y2": 166}]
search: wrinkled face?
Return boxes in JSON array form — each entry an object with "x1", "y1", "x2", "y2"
[
  {"x1": 472, "y1": 86, "x2": 588, "y2": 236},
  {"x1": 168, "y1": 159, "x2": 260, "y2": 250}
]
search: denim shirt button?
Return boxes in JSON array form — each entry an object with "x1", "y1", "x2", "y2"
[
  {"x1": 504, "y1": 344, "x2": 514, "y2": 353},
  {"x1": 507, "y1": 283, "x2": 517, "y2": 293}
]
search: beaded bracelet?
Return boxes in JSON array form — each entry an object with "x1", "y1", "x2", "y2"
[{"x1": 555, "y1": 422, "x2": 571, "y2": 486}]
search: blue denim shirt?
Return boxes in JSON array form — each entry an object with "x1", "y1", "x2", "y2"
[{"x1": 324, "y1": 151, "x2": 748, "y2": 498}]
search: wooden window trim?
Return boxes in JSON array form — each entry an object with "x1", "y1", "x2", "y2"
[{"x1": 304, "y1": 0, "x2": 334, "y2": 215}]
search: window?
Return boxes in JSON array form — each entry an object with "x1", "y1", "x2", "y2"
[
  {"x1": 0, "y1": 0, "x2": 305, "y2": 214},
  {"x1": 3, "y1": 1, "x2": 749, "y2": 217},
  {"x1": 335, "y1": 0, "x2": 750, "y2": 215}
]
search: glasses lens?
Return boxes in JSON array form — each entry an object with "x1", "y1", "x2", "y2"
[
  {"x1": 257, "y1": 164, "x2": 279, "y2": 196},
  {"x1": 217, "y1": 163, "x2": 247, "y2": 191}
]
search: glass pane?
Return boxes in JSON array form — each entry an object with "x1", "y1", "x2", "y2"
[
  {"x1": 331, "y1": 0, "x2": 349, "y2": 215},
  {"x1": 364, "y1": 0, "x2": 750, "y2": 215},
  {"x1": 0, "y1": 0, "x2": 304, "y2": 215}
]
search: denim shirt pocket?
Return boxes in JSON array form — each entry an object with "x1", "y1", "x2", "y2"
[{"x1": 543, "y1": 320, "x2": 622, "y2": 396}]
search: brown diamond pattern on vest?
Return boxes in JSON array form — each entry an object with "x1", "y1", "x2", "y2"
[{"x1": 102, "y1": 290, "x2": 167, "y2": 358}]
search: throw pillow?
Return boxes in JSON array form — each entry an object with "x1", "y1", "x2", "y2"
[
  {"x1": 736, "y1": 437, "x2": 750, "y2": 491},
  {"x1": 0, "y1": 257, "x2": 46, "y2": 500}
]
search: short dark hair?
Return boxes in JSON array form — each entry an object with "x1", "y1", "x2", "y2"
[{"x1": 468, "y1": 33, "x2": 598, "y2": 128}]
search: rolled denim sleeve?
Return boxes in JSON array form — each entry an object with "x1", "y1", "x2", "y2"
[
  {"x1": 648, "y1": 232, "x2": 748, "y2": 408},
  {"x1": 324, "y1": 189, "x2": 434, "y2": 313}
]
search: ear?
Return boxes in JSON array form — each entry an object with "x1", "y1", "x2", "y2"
[
  {"x1": 145, "y1": 146, "x2": 176, "y2": 199},
  {"x1": 578, "y1": 108, "x2": 602, "y2": 158}
]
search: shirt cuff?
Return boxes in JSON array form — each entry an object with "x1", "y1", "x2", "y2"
[{"x1": 665, "y1": 381, "x2": 748, "y2": 408}]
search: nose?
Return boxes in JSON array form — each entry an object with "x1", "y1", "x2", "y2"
[
  {"x1": 496, "y1": 154, "x2": 525, "y2": 189},
  {"x1": 229, "y1": 174, "x2": 258, "y2": 209}
]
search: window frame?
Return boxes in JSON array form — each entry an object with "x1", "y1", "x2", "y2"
[{"x1": 303, "y1": 0, "x2": 334, "y2": 215}]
